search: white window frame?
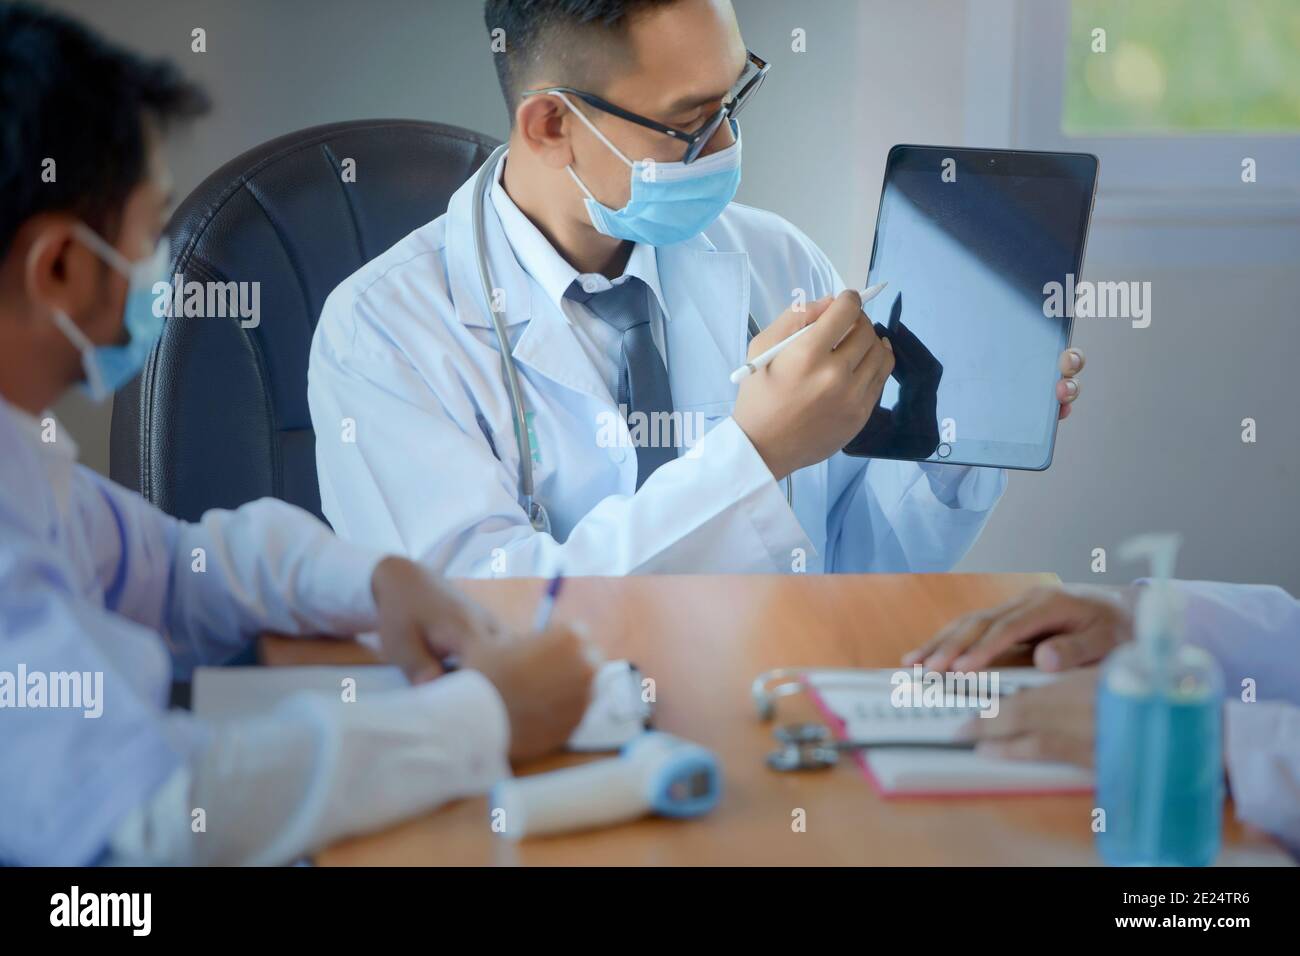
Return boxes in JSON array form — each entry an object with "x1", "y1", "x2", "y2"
[{"x1": 963, "y1": 0, "x2": 1300, "y2": 231}]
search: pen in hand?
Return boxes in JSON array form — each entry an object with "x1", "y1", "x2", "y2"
[
  {"x1": 531, "y1": 572, "x2": 565, "y2": 632},
  {"x1": 729, "y1": 281, "x2": 888, "y2": 385},
  {"x1": 440, "y1": 572, "x2": 565, "y2": 674}
]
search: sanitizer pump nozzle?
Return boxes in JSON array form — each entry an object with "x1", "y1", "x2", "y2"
[
  {"x1": 1096, "y1": 533, "x2": 1224, "y2": 867},
  {"x1": 1119, "y1": 533, "x2": 1183, "y2": 665}
]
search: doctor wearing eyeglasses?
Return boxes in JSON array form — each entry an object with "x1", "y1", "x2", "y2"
[{"x1": 308, "y1": 0, "x2": 1084, "y2": 577}]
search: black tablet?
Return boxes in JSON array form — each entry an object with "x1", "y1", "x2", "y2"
[{"x1": 844, "y1": 145, "x2": 1098, "y2": 471}]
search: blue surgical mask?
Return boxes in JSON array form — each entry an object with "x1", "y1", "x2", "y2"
[
  {"x1": 557, "y1": 92, "x2": 742, "y2": 247},
  {"x1": 48, "y1": 223, "x2": 171, "y2": 402}
]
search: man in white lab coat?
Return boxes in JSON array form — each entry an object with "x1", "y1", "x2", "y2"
[
  {"x1": 308, "y1": 0, "x2": 1085, "y2": 578},
  {"x1": 0, "y1": 3, "x2": 593, "y2": 866}
]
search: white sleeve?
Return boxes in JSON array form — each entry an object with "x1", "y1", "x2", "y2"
[
  {"x1": 1166, "y1": 581, "x2": 1300, "y2": 854},
  {"x1": 1175, "y1": 580, "x2": 1300, "y2": 706},
  {"x1": 916, "y1": 461, "x2": 1006, "y2": 511},
  {"x1": 1223, "y1": 700, "x2": 1300, "y2": 856},
  {"x1": 86, "y1": 472, "x2": 384, "y2": 674},
  {"x1": 165, "y1": 499, "x2": 385, "y2": 672},
  {"x1": 309, "y1": 303, "x2": 810, "y2": 576},
  {"x1": 106, "y1": 670, "x2": 510, "y2": 865}
]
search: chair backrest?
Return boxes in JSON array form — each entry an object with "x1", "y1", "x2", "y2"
[{"x1": 110, "y1": 119, "x2": 499, "y2": 521}]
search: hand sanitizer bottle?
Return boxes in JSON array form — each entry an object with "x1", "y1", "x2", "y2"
[{"x1": 1095, "y1": 534, "x2": 1223, "y2": 866}]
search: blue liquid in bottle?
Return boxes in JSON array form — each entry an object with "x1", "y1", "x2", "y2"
[{"x1": 1095, "y1": 643, "x2": 1223, "y2": 867}]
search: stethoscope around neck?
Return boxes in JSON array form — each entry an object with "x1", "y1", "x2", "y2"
[{"x1": 470, "y1": 144, "x2": 793, "y2": 536}]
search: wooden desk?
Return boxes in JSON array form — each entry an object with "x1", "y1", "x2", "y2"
[{"x1": 262, "y1": 573, "x2": 1285, "y2": 866}]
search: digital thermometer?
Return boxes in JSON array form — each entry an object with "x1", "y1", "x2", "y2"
[{"x1": 489, "y1": 732, "x2": 721, "y2": 840}]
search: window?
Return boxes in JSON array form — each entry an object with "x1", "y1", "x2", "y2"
[
  {"x1": 962, "y1": 0, "x2": 1300, "y2": 227},
  {"x1": 955, "y1": 1, "x2": 1296, "y2": 594},
  {"x1": 1063, "y1": 0, "x2": 1300, "y2": 136}
]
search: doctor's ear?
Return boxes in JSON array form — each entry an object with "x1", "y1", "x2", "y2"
[
  {"x1": 21, "y1": 216, "x2": 99, "y2": 319},
  {"x1": 514, "y1": 93, "x2": 577, "y2": 170}
]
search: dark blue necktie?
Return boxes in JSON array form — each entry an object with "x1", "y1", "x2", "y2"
[{"x1": 566, "y1": 277, "x2": 677, "y2": 488}]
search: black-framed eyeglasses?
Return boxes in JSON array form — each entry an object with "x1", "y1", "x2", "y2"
[{"x1": 523, "y1": 49, "x2": 770, "y2": 165}]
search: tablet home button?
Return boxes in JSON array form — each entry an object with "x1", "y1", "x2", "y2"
[{"x1": 937, "y1": 443, "x2": 952, "y2": 458}]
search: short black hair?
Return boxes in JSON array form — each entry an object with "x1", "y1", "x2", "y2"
[
  {"x1": 484, "y1": 0, "x2": 676, "y2": 119},
  {"x1": 0, "y1": 1, "x2": 209, "y2": 259}
]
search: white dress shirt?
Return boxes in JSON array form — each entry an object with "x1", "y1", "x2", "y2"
[{"x1": 490, "y1": 166, "x2": 670, "y2": 407}]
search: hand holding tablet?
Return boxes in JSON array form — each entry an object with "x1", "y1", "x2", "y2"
[{"x1": 845, "y1": 145, "x2": 1098, "y2": 470}]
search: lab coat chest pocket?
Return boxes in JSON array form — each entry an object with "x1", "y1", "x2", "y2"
[{"x1": 661, "y1": 246, "x2": 749, "y2": 412}]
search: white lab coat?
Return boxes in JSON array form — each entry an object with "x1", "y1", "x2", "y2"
[
  {"x1": 1177, "y1": 580, "x2": 1300, "y2": 856},
  {"x1": 309, "y1": 152, "x2": 1007, "y2": 577},
  {"x1": 0, "y1": 399, "x2": 508, "y2": 866}
]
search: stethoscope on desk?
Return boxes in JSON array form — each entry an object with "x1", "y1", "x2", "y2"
[
  {"x1": 751, "y1": 668, "x2": 977, "y2": 772},
  {"x1": 752, "y1": 668, "x2": 865, "y2": 771},
  {"x1": 470, "y1": 144, "x2": 794, "y2": 535}
]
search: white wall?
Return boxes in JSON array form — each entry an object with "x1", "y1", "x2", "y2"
[{"x1": 46, "y1": 0, "x2": 1299, "y2": 592}]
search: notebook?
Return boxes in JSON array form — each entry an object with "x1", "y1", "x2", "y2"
[
  {"x1": 192, "y1": 660, "x2": 651, "y2": 752},
  {"x1": 802, "y1": 668, "x2": 1094, "y2": 797}
]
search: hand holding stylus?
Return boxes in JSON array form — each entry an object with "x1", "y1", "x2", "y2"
[
  {"x1": 730, "y1": 282, "x2": 888, "y2": 383},
  {"x1": 732, "y1": 287, "x2": 894, "y2": 482}
]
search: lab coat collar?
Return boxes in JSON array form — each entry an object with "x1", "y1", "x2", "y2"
[
  {"x1": 487, "y1": 159, "x2": 573, "y2": 316},
  {"x1": 0, "y1": 396, "x2": 65, "y2": 540},
  {"x1": 444, "y1": 151, "x2": 535, "y2": 330},
  {"x1": 443, "y1": 153, "x2": 609, "y2": 403},
  {"x1": 5, "y1": 402, "x2": 79, "y2": 462},
  {"x1": 488, "y1": 154, "x2": 670, "y2": 321},
  {"x1": 445, "y1": 152, "x2": 748, "y2": 408}
]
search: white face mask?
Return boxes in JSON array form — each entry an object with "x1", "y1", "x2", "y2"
[{"x1": 47, "y1": 223, "x2": 171, "y2": 402}]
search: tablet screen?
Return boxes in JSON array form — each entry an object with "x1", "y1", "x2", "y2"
[{"x1": 846, "y1": 145, "x2": 1097, "y2": 470}]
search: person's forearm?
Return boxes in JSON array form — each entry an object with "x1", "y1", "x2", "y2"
[
  {"x1": 106, "y1": 671, "x2": 509, "y2": 865},
  {"x1": 1172, "y1": 581, "x2": 1300, "y2": 707},
  {"x1": 827, "y1": 458, "x2": 1006, "y2": 572},
  {"x1": 436, "y1": 416, "x2": 811, "y2": 577},
  {"x1": 165, "y1": 498, "x2": 386, "y2": 673},
  {"x1": 916, "y1": 462, "x2": 1006, "y2": 511}
]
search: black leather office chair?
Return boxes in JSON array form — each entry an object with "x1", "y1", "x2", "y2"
[{"x1": 110, "y1": 119, "x2": 500, "y2": 522}]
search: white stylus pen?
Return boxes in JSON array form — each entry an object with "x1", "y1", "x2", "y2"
[{"x1": 729, "y1": 281, "x2": 888, "y2": 385}]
